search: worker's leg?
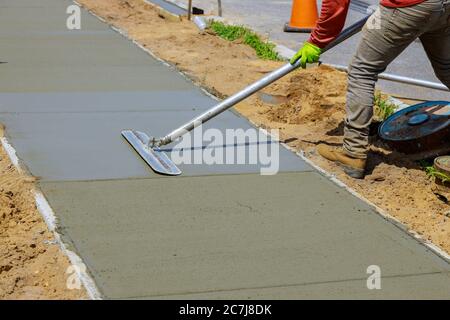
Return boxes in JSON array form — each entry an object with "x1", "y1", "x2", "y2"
[
  {"x1": 343, "y1": 2, "x2": 441, "y2": 158},
  {"x1": 420, "y1": 3, "x2": 450, "y2": 89}
]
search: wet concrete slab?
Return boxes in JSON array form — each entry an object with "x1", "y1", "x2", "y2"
[
  {"x1": 0, "y1": 91, "x2": 215, "y2": 113},
  {"x1": 2, "y1": 109, "x2": 310, "y2": 181},
  {"x1": 0, "y1": 35, "x2": 154, "y2": 67},
  {"x1": 1, "y1": 0, "x2": 79, "y2": 7},
  {"x1": 0, "y1": 0, "x2": 110, "y2": 33},
  {"x1": 3, "y1": 0, "x2": 450, "y2": 300},
  {"x1": 0, "y1": 25, "x2": 160, "y2": 63},
  {"x1": 0, "y1": 36, "x2": 197, "y2": 90},
  {"x1": 0, "y1": 55, "x2": 197, "y2": 92},
  {"x1": 145, "y1": 273, "x2": 450, "y2": 299},
  {"x1": 39, "y1": 172, "x2": 450, "y2": 299},
  {"x1": 0, "y1": 65, "x2": 199, "y2": 93},
  {"x1": 0, "y1": 1, "x2": 197, "y2": 93},
  {"x1": 0, "y1": 0, "x2": 310, "y2": 180}
]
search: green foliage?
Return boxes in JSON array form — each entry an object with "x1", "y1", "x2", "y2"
[
  {"x1": 210, "y1": 21, "x2": 247, "y2": 41},
  {"x1": 210, "y1": 21, "x2": 281, "y2": 61},
  {"x1": 374, "y1": 93, "x2": 397, "y2": 121},
  {"x1": 425, "y1": 166, "x2": 450, "y2": 183},
  {"x1": 419, "y1": 160, "x2": 450, "y2": 183}
]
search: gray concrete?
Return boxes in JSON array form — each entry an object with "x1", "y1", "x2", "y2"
[
  {"x1": 0, "y1": 92, "x2": 213, "y2": 113},
  {"x1": 1, "y1": 109, "x2": 309, "y2": 180},
  {"x1": 1, "y1": 0, "x2": 450, "y2": 299},
  {"x1": 169, "y1": 0, "x2": 450, "y2": 101},
  {"x1": 0, "y1": 35, "x2": 196, "y2": 92},
  {"x1": 0, "y1": 0, "x2": 310, "y2": 180},
  {"x1": 146, "y1": 273, "x2": 450, "y2": 299},
  {"x1": 40, "y1": 173, "x2": 450, "y2": 299}
]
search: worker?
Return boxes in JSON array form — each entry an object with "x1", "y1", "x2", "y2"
[{"x1": 290, "y1": 0, "x2": 450, "y2": 179}]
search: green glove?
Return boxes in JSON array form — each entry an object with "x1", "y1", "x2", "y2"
[{"x1": 290, "y1": 42, "x2": 322, "y2": 68}]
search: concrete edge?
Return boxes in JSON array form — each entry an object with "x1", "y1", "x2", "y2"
[
  {"x1": 0, "y1": 136, "x2": 22, "y2": 174},
  {"x1": 76, "y1": 0, "x2": 450, "y2": 264},
  {"x1": 143, "y1": 0, "x2": 184, "y2": 22},
  {"x1": 0, "y1": 132, "x2": 103, "y2": 300}
]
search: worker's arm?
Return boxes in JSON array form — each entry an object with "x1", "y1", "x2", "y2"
[
  {"x1": 309, "y1": 0, "x2": 351, "y2": 49},
  {"x1": 291, "y1": 0, "x2": 351, "y2": 66}
]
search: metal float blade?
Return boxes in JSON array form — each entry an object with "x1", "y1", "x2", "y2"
[{"x1": 122, "y1": 130, "x2": 181, "y2": 176}]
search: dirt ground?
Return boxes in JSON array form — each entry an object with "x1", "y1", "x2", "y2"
[
  {"x1": 78, "y1": 0, "x2": 450, "y2": 253},
  {"x1": 0, "y1": 128, "x2": 85, "y2": 299}
]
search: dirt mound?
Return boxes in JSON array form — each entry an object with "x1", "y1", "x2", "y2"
[
  {"x1": 263, "y1": 65, "x2": 347, "y2": 124},
  {"x1": 0, "y1": 145, "x2": 85, "y2": 299}
]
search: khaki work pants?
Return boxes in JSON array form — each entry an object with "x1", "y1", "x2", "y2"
[{"x1": 344, "y1": 0, "x2": 450, "y2": 158}]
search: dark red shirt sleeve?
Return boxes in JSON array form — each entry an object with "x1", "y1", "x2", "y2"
[
  {"x1": 308, "y1": 0, "x2": 351, "y2": 49},
  {"x1": 381, "y1": 0, "x2": 425, "y2": 7}
]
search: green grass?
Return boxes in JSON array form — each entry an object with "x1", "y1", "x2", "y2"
[
  {"x1": 419, "y1": 160, "x2": 450, "y2": 183},
  {"x1": 209, "y1": 21, "x2": 281, "y2": 61},
  {"x1": 425, "y1": 166, "x2": 450, "y2": 183},
  {"x1": 374, "y1": 93, "x2": 397, "y2": 121}
]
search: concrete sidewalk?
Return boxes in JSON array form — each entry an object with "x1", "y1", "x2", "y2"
[
  {"x1": 169, "y1": 0, "x2": 449, "y2": 101},
  {"x1": 1, "y1": 0, "x2": 450, "y2": 299}
]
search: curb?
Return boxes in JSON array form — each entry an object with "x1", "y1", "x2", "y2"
[
  {"x1": 144, "y1": 0, "x2": 184, "y2": 22},
  {"x1": 0, "y1": 130, "x2": 103, "y2": 300}
]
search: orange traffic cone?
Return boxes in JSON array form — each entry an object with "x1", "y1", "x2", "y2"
[{"x1": 284, "y1": 0, "x2": 318, "y2": 33}]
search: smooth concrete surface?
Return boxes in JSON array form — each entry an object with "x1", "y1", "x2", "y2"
[
  {"x1": 0, "y1": 2, "x2": 193, "y2": 93},
  {"x1": 145, "y1": 273, "x2": 450, "y2": 299},
  {"x1": 0, "y1": 0, "x2": 311, "y2": 180},
  {"x1": 2, "y1": 0, "x2": 450, "y2": 300},
  {"x1": 169, "y1": 0, "x2": 450, "y2": 101},
  {"x1": 0, "y1": 0, "x2": 110, "y2": 33},
  {"x1": 0, "y1": 92, "x2": 214, "y2": 113},
  {"x1": 1, "y1": 109, "x2": 310, "y2": 180},
  {"x1": 40, "y1": 172, "x2": 450, "y2": 299}
]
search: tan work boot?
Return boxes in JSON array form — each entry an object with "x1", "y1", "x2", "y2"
[{"x1": 317, "y1": 144, "x2": 366, "y2": 179}]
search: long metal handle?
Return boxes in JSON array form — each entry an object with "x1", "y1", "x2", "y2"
[
  {"x1": 156, "y1": 16, "x2": 370, "y2": 147},
  {"x1": 327, "y1": 63, "x2": 449, "y2": 92}
]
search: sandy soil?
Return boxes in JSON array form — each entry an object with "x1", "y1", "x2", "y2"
[
  {"x1": 78, "y1": 0, "x2": 450, "y2": 253},
  {"x1": 0, "y1": 128, "x2": 86, "y2": 299}
]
